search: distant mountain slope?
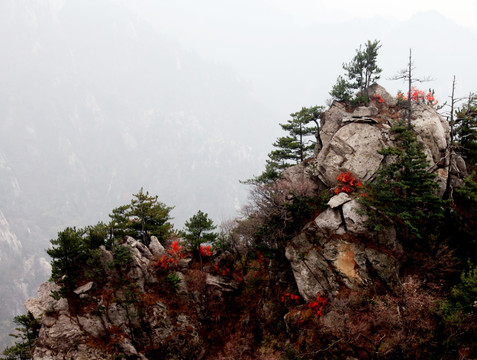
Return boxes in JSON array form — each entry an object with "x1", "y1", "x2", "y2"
[
  {"x1": 0, "y1": 0, "x2": 274, "y2": 348},
  {"x1": 126, "y1": 2, "x2": 477, "y2": 116}
]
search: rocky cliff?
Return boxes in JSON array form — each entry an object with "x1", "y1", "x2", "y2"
[
  {"x1": 24, "y1": 87, "x2": 467, "y2": 359},
  {"x1": 284, "y1": 84, "x2": 463, "y2": 303}
]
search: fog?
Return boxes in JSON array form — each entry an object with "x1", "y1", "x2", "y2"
[{"x1": 1, "y1": 0, "x2": 476, "y2": 348}]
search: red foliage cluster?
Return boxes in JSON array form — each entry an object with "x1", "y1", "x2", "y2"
[
  {"x1": 425, "y1": 92, "x2": 438, "y2": 106},
  {"x1": 242, "y1": 251, "x2": 267, "y2": 280},
  {"x1": 214, "y1": 263, "x2": 231, "y2": 277},
  {"x1": 397, "y1": 87, "x2": 438, "y2": 106},
  {"x1": 373, "y1": 94, "x2": 385, "y2": 103},
  {"x1": 334, "y1": 171, "x2": 362, "y2": 195},
  {"x1": 170, "y1": 240, "x2": 182, "y2": 256},
  {"x1": 154, "y1": 239, "x2": 183, "y2": 271},
  {"x1": 308, "y1": 293, "x2": 329, "y2": 317},
  {"x1": 396, "y1": 91, "x2": 406, "y2": 102},
  {"x1": 200, "y1": 244, "x2": 212, "y2": 257},
  {"x1": 256, "y1": 251, "x2": 265, "y2": 265},
  {"x1": 155, "y1": 256, "x2": 171, "y2": 270},
  {"x1": 281, "y1": 292, "x2": 301, "y2": 304}
]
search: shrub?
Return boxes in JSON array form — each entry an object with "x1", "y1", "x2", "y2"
[
  {"x1": 166, "y1": 272, "x2": 182, "y2": 291},
  {"x1": 333, "y1": 171, "x2": 362, "y2": 195},
  {"x1": 396, "y1": 87, "x2": 438, "y2": 107},
  {"x1": 154, "y1": 239, "x2": 183, "y2": 271},
  {"x1": 112, "y1": 244, "x2": 133, "y2": 268},
  {"x1": 441, "y1": 261, "x2": 477, "y2": 323}
]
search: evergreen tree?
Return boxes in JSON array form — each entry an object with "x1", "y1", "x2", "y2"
[
  {"x1": 2, "y1": 312, "x2": 40, "y2": 360},
  {"x1": 109, "y1": 204, "x2": 131, "y2": 241},
  {"x1": 360, "y1": 120, "x2": 445, "y2": 242},
  {"x1": 82, "y1": 222, "x2": 109, "y2": 250},
  {"x1": 46, "y1": 227, "x2": 85, "y2": 295},
  {"x1": 441, "y1": 261, "x2": 477, "y2": 322},
  {"x1": 108, "y1": 188, "x2": 174, "y2": 245},
  {"x1": 248, "y1": 106, "x2": 323, "y2": 184},
  {"x1": 273, "y1": 106, "x2": 322, "y2": 163},
  {"x1": 330, "y1": 75, "x2": 353, "y2": 102},
  {"x1": 183, "y1": 210, "x2": 217, "y2": 270},
  {"x1": 448, "y1": 173, "x2": 477, "y2": 263},
  {"x1": 128, "y1": 188, "x2": 174, "y2": 245},
  {"x1": 343, "y1": 39, "x2": 382, "y2": 96},
  {"x1": 330, "y1": 40, "x2": 382, "y2": 101}
]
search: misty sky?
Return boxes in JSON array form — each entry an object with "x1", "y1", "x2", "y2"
[
  {"x1": 119, "y1": 0, "x2": 477, "y2": 111},
  {"x1": 51, "y1": 0, "x2": 477, "y2": 29},
  {"x1": 266, "y1": 0, "x2": 477, "y2": 30}
]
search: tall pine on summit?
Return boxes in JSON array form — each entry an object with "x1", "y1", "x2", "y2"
[
  {"x1": 128, "y1": 188, "x2": 174, "y2": 245},
  {"x1": 109, "y1": 188, "x2": 174, "y2": 245},
  {"x1": 331, "y1": 40, "x2": 382, "y2": 102}
]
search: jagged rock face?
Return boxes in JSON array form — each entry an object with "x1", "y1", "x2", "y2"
[
  {"x1": 412, "y1": 105, "x2": 449, "y2": 165},
  {"x1": 286, "y1": 86, "x2": 452, "y2": 300},
  {"x1": 286, "y1": 199, "x2": 401, "y2": 301},
  {"x1": 314, "y1": 85, "x2": 451, "y2": 188},
  {"x1": 26, "y1": 238, "x2": 208, "y2": 360},
  {"x1": 0, "y1": 209, "x2": 50, "y2": 343},
  {"x1": 0, "y1": 211, "x2": 22, "y2": 258},
  {"x1": 368, "y1": 83, "x2": 397, "y2": 106},
  {"x1": 315, "y1": 121, "x2": 387, "y2": 185}
]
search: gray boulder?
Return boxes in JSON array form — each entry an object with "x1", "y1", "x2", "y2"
[{"x1": 314, "y1": 122, "x2": 386, "y2": 186}]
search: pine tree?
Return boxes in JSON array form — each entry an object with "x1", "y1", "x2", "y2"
[
  {"x1": 82, "y1": 222, "x2": 109, "y2": 250},
  {"x1": 330, "y1": 75, "x2": 353, "y2": 102},
  {"x1": 46, "y1": 227, "x2": 85, "y2": 294},
  {"x1": 343, "y1": 39, "x2": 382, "y2": 96},
  {"x1": 128, "y1": 188, "x2": 174, "y2": 245},
  {"x1": 109, "y1": 204, "x2": 131, "y2": 241},
  {"x1": 449, "y1": 173, "x2": 477, "y2": 262},
  {"x1": 183, "y1": 210, "x2": 217, "y2": 270},
  {"x1": 2, "y1": 312, "x2": 40, "y2": 360},
  {"x1": 330, "y1": 40, "x2": 382, "y2": 102},
  {"x1": 247, "y1": 106, "x2": 323, "y2": 184},
  {"x1": 360, "y1": 120, "x2": 445, "y2": 242},
  {"x1": 108, "y1": 188, "x2": 174, "y2": 245},
  {"x1": 270, "y1": 106, "x2": 321, "y2": 163}
]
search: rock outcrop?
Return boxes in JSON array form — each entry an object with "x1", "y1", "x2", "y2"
[
  {"x1": 26, "y1": 238, "x2": 205, "y2": 360},
  {"x1": 314, "y1": 85, "x2": 452, "y2": 188},
  {"x1": 285, "y1": 85, "x2": 460, "y2": 302}
]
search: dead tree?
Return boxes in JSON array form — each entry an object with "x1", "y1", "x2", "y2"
[
  {"x1": 391, "y1": 49, "x2": 432, "y2": 129},
  {"x1": 443, "y1": 76, "x2": 465, "y2": 200}
]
